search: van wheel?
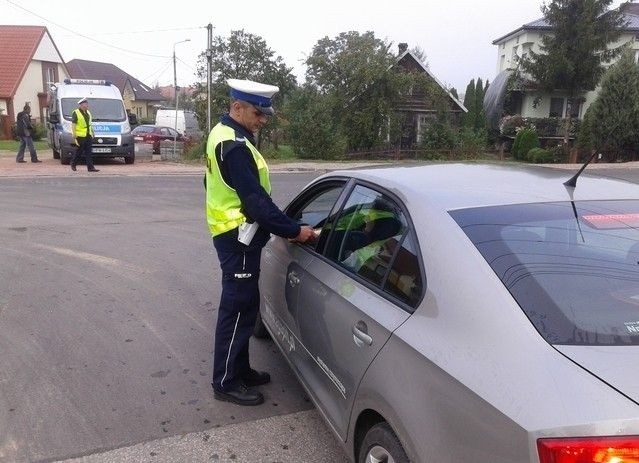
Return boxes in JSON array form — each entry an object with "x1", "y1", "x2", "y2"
[
  {"x1": 53, "y1": 149, "x2": 60, "y2": 159},
  {"x1": 358, "y1": 422, "x2": 408, "y2": 463},
  {"x1": 124, "y1": 154, "x2": 135, "y2": 164}
]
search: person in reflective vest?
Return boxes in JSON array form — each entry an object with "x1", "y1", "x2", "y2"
[
  {"x1": 71, "y1": 97, "x2": 99, "y2": 172},
  {"x1": 205, "y1": 78, "x2": 314, "y2": 406}
]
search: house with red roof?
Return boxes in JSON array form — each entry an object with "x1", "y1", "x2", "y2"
[
  {"x1": 0, "y1": 25, "x2": 69, "y2": 139},
  {"x1": 66, "y1": 59, "x2": 166, "y2": 122}
]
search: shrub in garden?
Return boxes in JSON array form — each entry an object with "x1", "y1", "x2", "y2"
[
  {"x1": 526, "y1": 147, "x2": 554, "y2": 163},
  {"x1": 512, "y1": 128, "x2": 540, "y2": 160}
]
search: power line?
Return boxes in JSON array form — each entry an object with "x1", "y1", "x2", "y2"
[{"x1": 5, "y1": 0, "x2": 174, "y2": 59}]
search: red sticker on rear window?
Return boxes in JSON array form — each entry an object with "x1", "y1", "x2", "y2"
[{"x1": 582, "y1": 213, "x2": 639, "y2": 229}]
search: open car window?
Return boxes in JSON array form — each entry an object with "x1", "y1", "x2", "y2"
[{"x1": 288, "y1": 183, "x2": 346, "y2": 252}]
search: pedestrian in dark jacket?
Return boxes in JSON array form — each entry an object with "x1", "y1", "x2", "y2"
[{"x1": 15, "y1": 105, "x2": 41, "y2": 163}]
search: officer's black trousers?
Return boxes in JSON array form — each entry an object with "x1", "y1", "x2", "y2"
[{"x1": 212, "y1": 247, "x2": 262, "y2": 391}]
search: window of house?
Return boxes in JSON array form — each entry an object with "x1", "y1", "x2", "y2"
[
  {"x1": 44, "y1": 67, "x2": 55, "y2": 85},
  {"x1": 549, "y1": 97, "x2": 564, "y2": 117},
  {"x1": 566, "y1": 99, "x2": 581, "y2": 118}
]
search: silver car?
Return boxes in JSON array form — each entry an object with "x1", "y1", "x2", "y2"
[{"x1": 258, "y1": 163, "x2": 639, "y2": 463}]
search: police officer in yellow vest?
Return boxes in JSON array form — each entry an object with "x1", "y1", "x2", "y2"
[
  {"x1": 206, "y1": 79, "x2": 314, "y2": 406},
  {"x1": 71, "y1": 97, "x2": 99, "y2": 172}
]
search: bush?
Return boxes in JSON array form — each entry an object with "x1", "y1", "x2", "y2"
[
  {"x1": 420, "y1": 121, "x2": 457, "y2": 150},
  {"x1": 183, "y1": 139, "x2": 206, "y2": 161},
  {"x1": 512, "y1": 128, "x2": 540, "y2": 160},
  {"x1": 457, "y1": 127, "x2": 487, "y2": 157},
  {"x1": 526, "y1": 147, "x2": 554, "y2": 163},
  {"x1": 11, "y1": 121, "x2": 46, "y2": 141}
]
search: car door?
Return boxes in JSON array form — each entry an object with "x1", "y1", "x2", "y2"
[
  {"x1": 293, "y1": 184, "x2": 420, "y2": 439},
  {"x1": 260, "y1": 181, "x2": 348, "y2": 372}
]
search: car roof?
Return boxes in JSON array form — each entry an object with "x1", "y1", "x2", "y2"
[{"x1": 325, "y1": 163, "x2": 639, "y2": 210}]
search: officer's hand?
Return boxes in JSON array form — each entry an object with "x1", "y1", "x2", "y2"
[{"x1": 293, "y1": 225, "x2": 315, "y2": 243}]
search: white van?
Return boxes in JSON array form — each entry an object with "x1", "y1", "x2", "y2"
[
  {"x1": 155, "y1": 109, "x2": 202, "y2": 140},
  {"x1": 47, "y1": 79, "x2": 135, "y2": 164}
]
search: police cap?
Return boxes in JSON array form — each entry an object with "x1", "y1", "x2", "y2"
[{"x1": 227, "y1": 79, "x2": 279, "y2": 116}]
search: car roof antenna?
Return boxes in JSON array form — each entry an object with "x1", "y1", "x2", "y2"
[{"x1": 564, "y1": 151, "x2": 600, "y2": 188}]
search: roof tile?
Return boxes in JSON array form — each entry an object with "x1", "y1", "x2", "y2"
[{"x1": 0, "y1": 25, "x2": 46, "y2": 98}]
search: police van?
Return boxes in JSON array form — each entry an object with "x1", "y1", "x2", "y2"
[{"x1": 47, "y1": 79, "x2": 135, "y2": 164}]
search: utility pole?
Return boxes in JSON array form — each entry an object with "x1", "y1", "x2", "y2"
[
  {"x1": 206, "y1": 23, "x2": 213, "y2": 134},
  {"x1": 172, "y1": 39, "x2": 190, "y2": 158}
]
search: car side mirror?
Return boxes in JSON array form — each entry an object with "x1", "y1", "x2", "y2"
[{"x1": 48, "y1": 113, "x2": 59, "y2": 124}]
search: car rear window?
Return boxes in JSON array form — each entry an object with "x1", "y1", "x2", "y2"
[
  {"x1": 450, "y1": 200, "x2": 639, "y2": 346},
  {"x1": 133, "y1": 126, "x2": 154, "y2": 133}
]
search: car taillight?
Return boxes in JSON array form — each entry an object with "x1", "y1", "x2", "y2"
[{"x1": 538, "y1": 436, "x2": 639, "y2": 463}]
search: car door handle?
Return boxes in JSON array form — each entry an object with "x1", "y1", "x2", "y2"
[
  {"x1": 288, "y1": 271, "x2": 300, "y2": 287},
  {"x1": 352, "y1": 322, "x2": 373, "y2": 347}
]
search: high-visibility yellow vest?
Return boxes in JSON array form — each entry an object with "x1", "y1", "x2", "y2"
[
  {"x1": 72, "y1": 109, "x2": 93, "y2": 137},
  {"x1": 205, "y1": 122, "x2": 271, "y2": 236}
]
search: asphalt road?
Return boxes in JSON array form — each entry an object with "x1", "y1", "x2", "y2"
[{"x1": 0, "y1": 172, "x2": 349, "y2": 463}]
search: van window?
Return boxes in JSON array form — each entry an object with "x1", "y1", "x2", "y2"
[{"x1": 61, "y1": 98, "x2": 126, "y2": 122}]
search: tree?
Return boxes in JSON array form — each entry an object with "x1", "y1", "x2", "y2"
[
  {"x1": 304, "y1": 31, "x2": 403, "y2": 150},
  {"x1": 474, "y1": 78, "x2": 487, "y2": 131},
  {"x1": 462, "y1": 78, "x2": 476, "y2": 128},
  {"x1": 519, "y1": 0, "x2": 627, "y2": 146},
  {"x1": 193, "y1": 29, "x2": 297, "y2": 147},
  {"x1": 285, "y1": 86, "x2": 347, "y2": 159},
  {"x1": 449, "y1": 87, "x2": 459, "y2": 100},
  {"x1": 410, "y1": 46, "x2": 428, "y2": 68},
  {"x1": 581, "y1": 48, "x2": 639, "y2": 161}
]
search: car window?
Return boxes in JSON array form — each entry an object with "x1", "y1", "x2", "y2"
[
  {"x1": 450, "y1": 200, "x2": 639, "y2": 346},
  {"x1": 289, "y1": 185, "x2": 345, "y2": 252},
  {"x1": 324, "y1": 184, "x2": 423, "y2": 307}
]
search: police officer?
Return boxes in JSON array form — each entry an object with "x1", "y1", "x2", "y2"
[
  {"x1": 205, "y1": 79, "x2": 314, "y2": 406},
  {"x1": 71, "y1": 97, "x2": 99, "y2": 172}
]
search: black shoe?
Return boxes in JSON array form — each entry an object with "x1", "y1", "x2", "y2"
[
  {"x1": 32, "y1": 159, "x2": 42, "y2": 163},
  {"x1": 87, "y1": 168, "x2": 100, "y2": 172},
  {"x1": 16, "y1": 160, "x2": 26, "y2": 163},
  {"x1": 71, "y1": 165, "x2": 76, "y2": 171},
  {"x1": 242, "y1": 369, "x2": 271, "y2": 387},
  {"x1": 213, "y1": 384, "x2": 264, "y2": 406}
]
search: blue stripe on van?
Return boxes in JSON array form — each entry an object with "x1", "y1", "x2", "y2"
[{"x1": 92, "y1": 124, "x2": 120, "y2": 133}]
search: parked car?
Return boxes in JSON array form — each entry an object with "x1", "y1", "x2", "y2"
[
  {"x1": 258, "y1": 163, "x2": 639, "y2": 463},
  {"x1": 131, "y1": 124, "x2": 183, "y2": 154}
]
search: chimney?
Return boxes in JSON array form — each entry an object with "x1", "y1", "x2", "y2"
[{"x1": 398, "y1": 43, "x2": 408, "y2": 55}]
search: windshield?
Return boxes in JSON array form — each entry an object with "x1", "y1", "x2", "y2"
[
  {"x1": 61, "y1": 98, "x2": 126, "y2": 122},
  {"x1": 450, "y1": 200, "x2": 639, "y2": 346}
]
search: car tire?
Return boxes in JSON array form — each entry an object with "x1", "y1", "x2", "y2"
[
  {"x1": 253, "y1": 311, "x2": 270, "y2": 339},
  {"x1": 60, "y1": 151, "x2": 71, "y2": 165},
  {"x1": 124, "y1": 154, "x2": 135, "y2": 164},
  {"x1": 358, "y1": 422, "x2": 408, "y2": 463}
]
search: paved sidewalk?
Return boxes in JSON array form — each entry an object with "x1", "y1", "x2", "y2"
[
  {"x1": 0, "y1": 149, "x2": 390, "y2": 177},
  {"x1": 2, "y1": 149, "x2": 638, "y2": 178}
]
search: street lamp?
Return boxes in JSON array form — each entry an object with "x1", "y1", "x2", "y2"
[{"x1": 173, "y1": 39, "x2": 190, "y2": 157}]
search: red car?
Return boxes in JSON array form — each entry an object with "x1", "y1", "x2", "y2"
[{"x1": 131, "y1": 125, "x2": 183, "y2": 154}]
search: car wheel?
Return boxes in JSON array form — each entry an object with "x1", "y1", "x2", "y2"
[
  {"x1": 358, "y1": 422, "x2": 408, "y2": 463},
  {"x1": 124, "y1": 154, "x2": 135, "y2": 164},
  {"x1": 253, "y1": 311, "x2": 270, "y2": 339},
  {"x1": 60, "y1": 151, "x2": 71, "y2": 165}
]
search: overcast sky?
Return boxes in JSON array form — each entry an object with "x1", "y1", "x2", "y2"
[{"x1": 2, "y1": 0, "x2": 628, "y2": 93}]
